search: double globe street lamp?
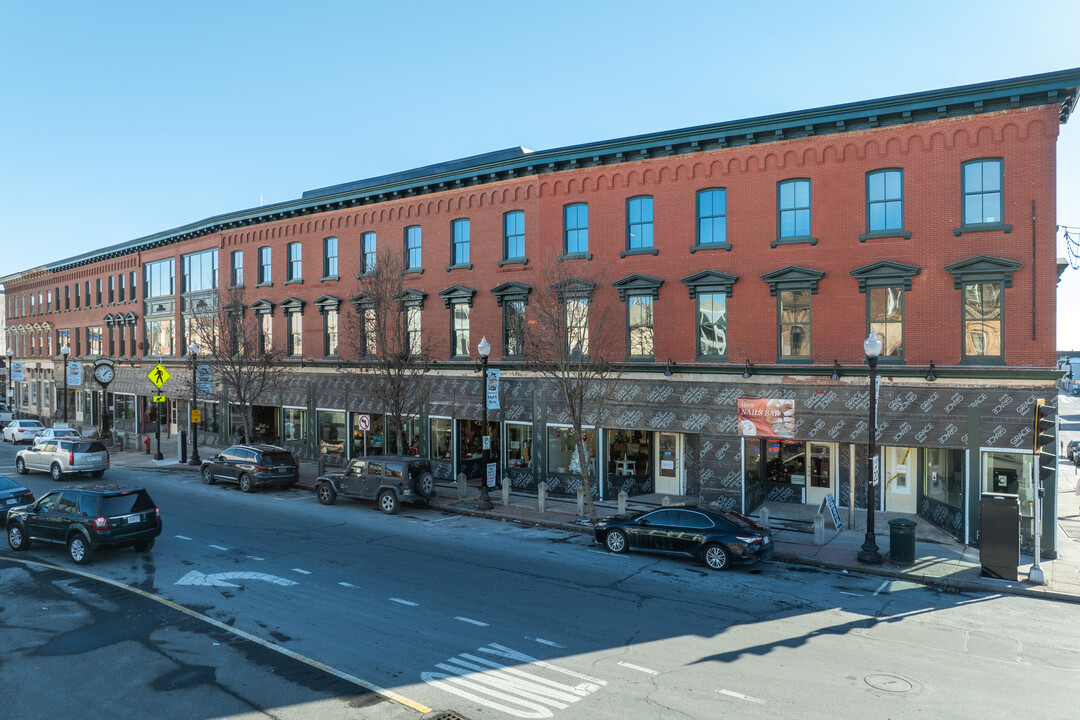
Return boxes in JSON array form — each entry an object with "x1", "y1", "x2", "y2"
[
  {"x1": 188, "y1": 341, "x2": 201, "y2": 465},
  {"x1": 61, "y1": 343, "x2": 71, "y2": 424},
  {"x1": 476, "y1": 336, "x2": 494, "y2": 511},
  {"x1": 857, "y1": 332, "x2": 884, "y2": 565}
]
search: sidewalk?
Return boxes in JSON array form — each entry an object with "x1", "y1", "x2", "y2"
[{"x1": 110, "y1": 437, "x2": 1080, "y2": 605}]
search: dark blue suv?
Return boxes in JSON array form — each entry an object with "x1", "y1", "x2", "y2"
[{"x1": 200, "y1": 444, "x2": 299, "y2": 493}]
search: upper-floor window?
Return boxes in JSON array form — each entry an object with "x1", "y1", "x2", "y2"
[
  {"x1": 504, "y1": 211, "x2": 525, "y2": 261},
  {"x1": 47, "y1": 290, "x2": 53, "y2": 312},
  {"x1": 626, "y1": 196, "x2": 654, "y2": 252},
  {"x1": 361, "y1": 232, "x2": 377, "y2": 275},
  {"x1": 287, "y1": 312, "x2": 302, "y2": 357},
  {"x1": 85, "y1": 281, "x2": 91, "y2": 304},
  {"x1": 258, "y1": 246, "x2": 272, "y2": 285},
  {"x1": 406, "y1": 305, "x2": 422, "y2": 356},
  {"x1": 869, "y1": 286, "x2": 904, "y2": 360},
  {"x1": 54, "y1": 287, "x2": 59, "y2": 311},
  {"x1": 503, "y1": 299, "x2": 525, "y2": 358},
  {"x1": 118, "y1": 275, "x2": 125, "y2": 302},
  {"x1": 962, "y1": 159, "x2": 1003, "y2": 227},
  {"x1": 286, "y1": 242, "x2": 302, "y2": 282},
  {"x1": 451, "y1": 303, "x2": 470, "y2": 357},
  {"x1": 108, "y1": 277, "x2": 115, "y2": 304},
  {"x1": 867, "y1": 169, "x2": 903, "y2": 232},
  {"x1": 182, "y1": 249, "x2": 217, "y2": 293},
  {"x1": 230, "y1": 250, "x2": 244, "y2": 287},
  {"x1": 87, "y1": 326, "x2": 102, "y2": 356},
  {"x1": 628, "y1": 296, "x2": 654, "y2": 358},
  {"x1": 779, "y1": 290, "x2": 811, "y2": 360},
  {"x1": 323, "y1": 237, "x2": 338, "y2": 279},
  {"x1": 565, "y1": 298, "x2": 589, "y2": 356},
  {"x1": 29, "y1": 295, "x2": 35, "y2": 314},
  {"x1": 145, "y1": 258, "x2": 175, "y2": 299},
  {"x1": 129, "y1": 271, "x2": 137, "y2": 300},
  {"x1": 452, "y1": 219, "x2": 470, "y2": 266},
  {"x1": 74, "y1": 283, "x2": 81, "y2": 308},
  {"x1": 259, "y1": 313, "x2": 273, "y2": 354},
  {"x1": 963, "y1": 282, "x2": 1002, "y2": 360},
  {"x1": 64, "y1": 285, "x2": 70, "y2": 310},
  {"x1": 405, "y1": 226, "x2": 422, "y2": 271},
  {"x1": 697, "y1": 188, "x2": 727, "y2": 247},
  {"x1": 697, "y1": 293, "x2": 727, "y2": 359},
  {"x1": 324, "y1": 309, "x2": 339, "y2": 357},
  {"x1": 778, "y1": 179, "x2": 811, "y2": 240},
  {"x1": 361, "y1": 307, "x2": 377, "y2": 356},
  {"x1": 564, "y1": 204, "x2": 588, "y2": 255},
  {"x1": 95, "y1": 279, "x2": 102, "y2": 305}
]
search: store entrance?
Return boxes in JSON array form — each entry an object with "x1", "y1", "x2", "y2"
[{"x1": 655, "y1": 433, "x2": 682, "y2": 494}]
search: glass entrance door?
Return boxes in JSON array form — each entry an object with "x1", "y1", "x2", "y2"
[
  {"x1": 804, "y1": 442, "x2": 834, "y2": 506},
  {"x1": 655, "y1": 433, "x2": 681, "y2": 494}
]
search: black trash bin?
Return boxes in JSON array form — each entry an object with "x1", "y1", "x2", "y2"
[{"x1": 888, "y1": 518, "x2": 917, "y2": 566}]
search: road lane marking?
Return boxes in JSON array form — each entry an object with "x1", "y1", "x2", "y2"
[
  {"x1": 587, "y1": 549, "x2": 629, "y2": 558},
  {"x1": 248, "y1": 556, "x2": 265, "y2": 561},
  {"x1": 617, "y1": 662, "x2": 658, "y2": 675},
  {"x1": 209, "y1": 545, "x2": 230, "y2": 551},
  {"x1": 339, "y1": 582, "x2": 360, "y2": 589},
  {"x1": 391, "y1": 598, "x2": 419, "y2": 606},
  {"x1": 839, "y1": 591, "x2": 862, "y2": 597},
  {"x1": 1, "y1": 556, "x2": 431, "y2": 714},
  {"x1": 456, "y1": 616, "x2": 489, "y2": 627},
  {"x1": 873, "y1": 581, "x2": 890, "y2": 596},
  {"x1": 533, "y1": 638, "x2": 565, "y2": 648},
  {"x1": 718, "y1": 689, "x2": 763, "y2": 704},
  {"x1": 292, "y1": 568, "x2": 311, "y2": 575},
  {"x1": 175, "y1": 535, "x2": 192, "y2": 540},
  {"x1": 176, "y1": 570, "x2": 297, "y2": 587}
]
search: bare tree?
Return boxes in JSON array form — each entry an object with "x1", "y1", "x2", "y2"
[
  {"x1": 342, "y1": 247, "x2": 431, "y2": 456},
  {"x1": 524, "y1": 258, "x2": 621, "y2": 521},
  {"x1": 185, "y1": 285, "x2": 290, "y2": 443}
]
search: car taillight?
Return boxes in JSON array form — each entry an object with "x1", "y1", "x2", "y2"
[
  {"x1": 23, "y1": 491, "x2": 34, "y2": 502},
  {"x1": 255, "y1": 465, "x2": 270, "y2": 472},
  {"x1": 70, "y1": 452, "x2": 75, "y2": 466},
  {"x1": 106, "y1": 449, "x2": 110, "y2": 463},
  {"x1": 155, "y1": 508, "x2": 160, "y2": 520},
  {"x1": 736, "y1": 535, "x2": 762, "y2": 545},
  {"x1": 94, "y1": 517, "x2": 108, "y2": 529}
]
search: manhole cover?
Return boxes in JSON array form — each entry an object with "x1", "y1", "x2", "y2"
[{"x1": 865, "y1": 674, "x2": 912, "y2": 693}]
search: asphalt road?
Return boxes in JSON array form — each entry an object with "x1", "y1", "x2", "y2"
[{"x1": 2, "y1": 431, "x2": 1080, "y2": 719}]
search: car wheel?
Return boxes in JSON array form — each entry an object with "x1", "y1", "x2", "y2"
[
  {"x1": 703, "y1": 543, "x2": 730, "y2": 571},
  {"x1": 316, "y1": 482, "x2": 337, "y2": 505},
  {"x1": 51, "y1": 463, "x2": 63, "y2": 481},
  {"x1": 89, "y1": 470, "x2": 105, "y2": 478},
  {"x1": 416, "y1": 471, "x2": 435, "y2": 497},
  {"x1": 378, "y1": 490, "x2": 400, "y2": 515},
  {"x1": 201, "y1": 466, "x2": 216, "y2": 485},
  {"x1": 133, "y1": 538, "x2": 155, "y2": 552},
  {"x1": 605, "y1": 529, "x2": 629, "y2": 554},
  {"x1": 15, "y1": 457, "x2": 27, "y2": 475},
  {"x1": 68, "y1": 534, "x2": 94, "y2": 565},
  {"x1": 238, "y1": 474, "x2": 254, "y2": 493},
  {"x1": 8, "y1": 523, "x2": 30, "y2": 551}
]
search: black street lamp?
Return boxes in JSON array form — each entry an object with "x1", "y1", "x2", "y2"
[
  {"x1": 188, "y1": 341, "x2": 201, "y2": 465},
  {"x1": 61, "y1": 343, "x2": 71, "y2": 424},
  {"x1": 858, "y1": 332, "x2": 884, "y2": 565},
  {"x1": 5, "y1": 346, "x2": 11, "y2": 409},
  {"x1": 476, "y1": 336, "x2": 493, "y2": 511}
]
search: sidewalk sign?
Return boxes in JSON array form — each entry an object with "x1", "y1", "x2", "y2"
[{"x1": 818, "y1": 494, "x2": 844, "y2": 530}]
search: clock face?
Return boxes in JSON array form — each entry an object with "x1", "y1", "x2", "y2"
[{"x1": 94, "y1": 364, "x2": 114, "y2": 384}]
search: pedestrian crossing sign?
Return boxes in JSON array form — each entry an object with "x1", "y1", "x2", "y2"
[{"x1": 148, "y1": 364, "x2": 171, "y2": 388}]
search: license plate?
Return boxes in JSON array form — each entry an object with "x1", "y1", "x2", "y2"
[
  {"x1": 763, "y1": 536, "x2": 771, "y2": 544},
  {"x1": 4, "y1": 498, "x2": 15, "y2": 505},
  {"x1": 127, "y1": 514, "x2": 140, "y2": 524}
]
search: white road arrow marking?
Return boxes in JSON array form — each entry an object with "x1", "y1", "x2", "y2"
[{"x1": 175, "y1": 570, "x2": 298, "y2": 587}]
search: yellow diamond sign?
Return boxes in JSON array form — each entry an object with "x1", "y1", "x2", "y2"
[{"x1": 148, "y1": 364, "x2": 171, "y2": 388}]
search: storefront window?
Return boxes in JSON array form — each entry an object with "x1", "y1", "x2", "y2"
[
  {"x1": 764, "y1": 439, "x2": 806, "y2": 484},
  {"x1": 459, "y1": 419, "x2": 497, "y2": 460},
  {"x1": 283, "y1": 407, "x2": 306, "y2": 442},
  {"x1": 316, "y1": 410, "x2": 346, "y2": 455},
  {"x1": 606, "y1": 429, "x2": 651, "y2": 478},
  {"x1": 506, "y1": 424, "x2": 533, "y2": 470},
  {"x1": 351, "y1": 413, "x2": 384, "y2": 456},
  {"x1": 983, "y1": 451, "x2": 1033, "y2": 520},
  {"x1": 548, "y1": 426, "x2": 595, "y2": 476},
  {"x1": 114, "y1": 394, "x2": 136, "y2": 432},
  {"x1": 430, "y1": 418, "x2": 452, "y2": 460},
  {"x1": 386, "y1": 417, "x2": 420, "y2": 456},
  {"x1": 923, "y1": 447, "x2": 964, "y2": 508}
]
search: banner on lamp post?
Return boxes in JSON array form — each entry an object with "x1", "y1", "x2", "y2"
[
  {"x1": 486, "y1": 369, "x2": 500, "y2": 410},
  {"x1": 196, "y1": 365, "x2": 212, "y2": 395},
  {"x1": 67, "y1": 361, "x2": 82, "y2": 387},
  {"x1": 11, "y1": 362, "x2": 24, "y2": 382}
]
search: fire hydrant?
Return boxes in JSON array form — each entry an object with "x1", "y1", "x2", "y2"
[{"x1": 144, "y1": 435, "x2": 151, "y2": 455}]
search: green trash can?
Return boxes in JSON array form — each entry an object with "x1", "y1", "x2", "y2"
[{"x1": 888, "y1": 518, "x2": 917, "y2": 566}]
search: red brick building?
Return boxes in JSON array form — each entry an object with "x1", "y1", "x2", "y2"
[{"x1": 4, "y1": 68, "x2": 1078, "y2": 550}]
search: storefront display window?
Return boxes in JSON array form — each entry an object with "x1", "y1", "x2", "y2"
[
  {"x1": 283, "y1": 407, "x2": 306, "y2": 442},
  {"x1": 982, "y1": 451, "x2": 1033, "y2": 520},
  {"x1": 114, "y1": 394, "x2": 136, "y2": 433},
  {"x1": 923, "y1": 447, "x2": 964, "y2": 508},
  {"x1": 351, "y1": 413, "x2": 384, "y2": 456},
  {"x1": 506, "y1": 424, "x2": 533, "y2": 470},
  {"x1": 429, "y1": 418, "x2": 452, "y2": 460},
  {"x1": 317, "y1": 410, "x2": 346, "y2": 456},
  {"x1": 386, "y1": 417, "x2": 420, "y2": 456},
  {"x1": 548, "y1": 426, "x2": 595, "y2": 476}
]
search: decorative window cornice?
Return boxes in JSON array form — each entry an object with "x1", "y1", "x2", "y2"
[
  {"x1": 944, "y1": 255, "x2": 1022, "y2": 289},
  {"x1": 850, "y1": 260, "x2": 920, "y2": 292},
  {"x1": 680, "y1": 270, "x2": 738, "y2": 298},
  {"x1": 761, "y1": 266, "x2": 825, "y2": 296},
  {"x1": 490, "y1": 281, "x2": 532, "y2": 306},
  {"x1": 612, "y1": 274, "x2": 664, "y2": 302},
  {"x1": 250, "y1": 299, "x2": 276, "y2": 316},
  {"x1": 313, "y1": 294, "x2": 342, "y2": 314},
  {"x1": 438, "y1": 285, "x2": 478, "y2": 308}
]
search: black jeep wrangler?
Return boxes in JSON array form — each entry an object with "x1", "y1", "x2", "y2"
[{"x1": 315, "y1": 456, "x2": 436, "y2": 514}]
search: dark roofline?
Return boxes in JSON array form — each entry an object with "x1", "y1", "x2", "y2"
[{"x1": 36, "y1": 67, "x2": 1080, "y2": 276}]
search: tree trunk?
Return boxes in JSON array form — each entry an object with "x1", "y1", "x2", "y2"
[{"x1": 576, "y1": 433, "x2": 597, "y2": 521}]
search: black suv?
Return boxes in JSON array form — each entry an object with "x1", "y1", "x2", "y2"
[
  {"x1": 200, "y1": 444, "x2": 299, "y2": 492},
  {"x1": 316, "y1": 456, "x2": 436, "y2": 514},
  {"x1": 6, "y1": 484, "x2": 162, "y2": 565}
]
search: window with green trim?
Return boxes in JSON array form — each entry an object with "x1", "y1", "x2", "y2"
[
  {"x1": 627, "y1": 296, "x2": 654, "y2": 358},
  {"x1": 504, "y1": 211, "x2": 525, "y2": 260},
  {"x1": 627, "y1": 196, "x2": 653, "y2": 251},
  {"x1": 962, "y1": 159, "x2": 1003, "y2": 226},
  {"x1": 778, "y1": 180, "x2": 810, "y2": 239},
  {"x1": 452, "y1": 219, "x2": 470, "y2": 265},
  {"x1": 867, "y1": 170, "x2": 903, "y2": 232},
  {"x1": 697, "y1": 188, "x2": 727, "y2": 246},
  {"x1": 868, "y1": 286, "x2": 903, "y2": 359},
  {"x1": 405, "y1": 226, "x2": 422, "y2": 270},
  {"x1": 963, "y1": 282, "x2": 1002, "y2": 359},
  {"x1": 779, "y1": 290, "x2": 811, "y2": 359},
  {"x1": 564, "y1": 204, "x2": 588, "y2": 254},
  {"x1": 697, "y1": 292, "x2": 727, "y2": 358}
]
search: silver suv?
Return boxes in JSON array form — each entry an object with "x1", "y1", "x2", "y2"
[{"x1": 15, "y1": 439, "x2": 109, "y2": 480}]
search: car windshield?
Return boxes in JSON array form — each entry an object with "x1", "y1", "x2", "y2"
[
  {"x1": 73, "y1": 441, "x2": 107, "y2": 453},
  {"x1": 262, "y1": 452, "x2": 295, "y2": 466},
  {"x1": 102, "y1": 491, "x2": 155, "y2": 516},
  {"x1": 0, "y1": 476, "x2": 22, "y2": 490}
]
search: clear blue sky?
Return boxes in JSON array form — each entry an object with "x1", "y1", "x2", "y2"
[{"x1": 2, "y1": 1, "x2": 1079, "y2": 347}]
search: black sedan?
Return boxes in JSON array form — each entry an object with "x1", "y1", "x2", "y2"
[
  {"x1": 0, "y1": 474, "x2": 35, "y2": 522},
  {"x1": 594, "y1": 505, "x2": 772, "y2": 571}
]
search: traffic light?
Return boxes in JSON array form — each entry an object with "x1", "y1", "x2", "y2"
[{"x1": 1034, "y1": 398, "x2": 1056, "y2": 487}]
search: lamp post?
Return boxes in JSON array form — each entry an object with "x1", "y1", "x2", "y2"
[
  {"x1": 858, "y1": 332, "x2": 884, "y2": 565},
  {"x1": 476, "y1": 336, "x2": 493, "y2": 511},
  {"x1": 188, "y1": 341, "x2": 200, "y2": 465},
  {"x1": 5, "y1": 346, "x2": 12, "y2": 409},
  {"x1": 61, "y1": 343, "x2": 71, "y2": 424}
]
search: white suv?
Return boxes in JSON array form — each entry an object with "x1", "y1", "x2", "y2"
[{"x1": 3, "y1": 420, "x2": 45, "y2": 444}]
